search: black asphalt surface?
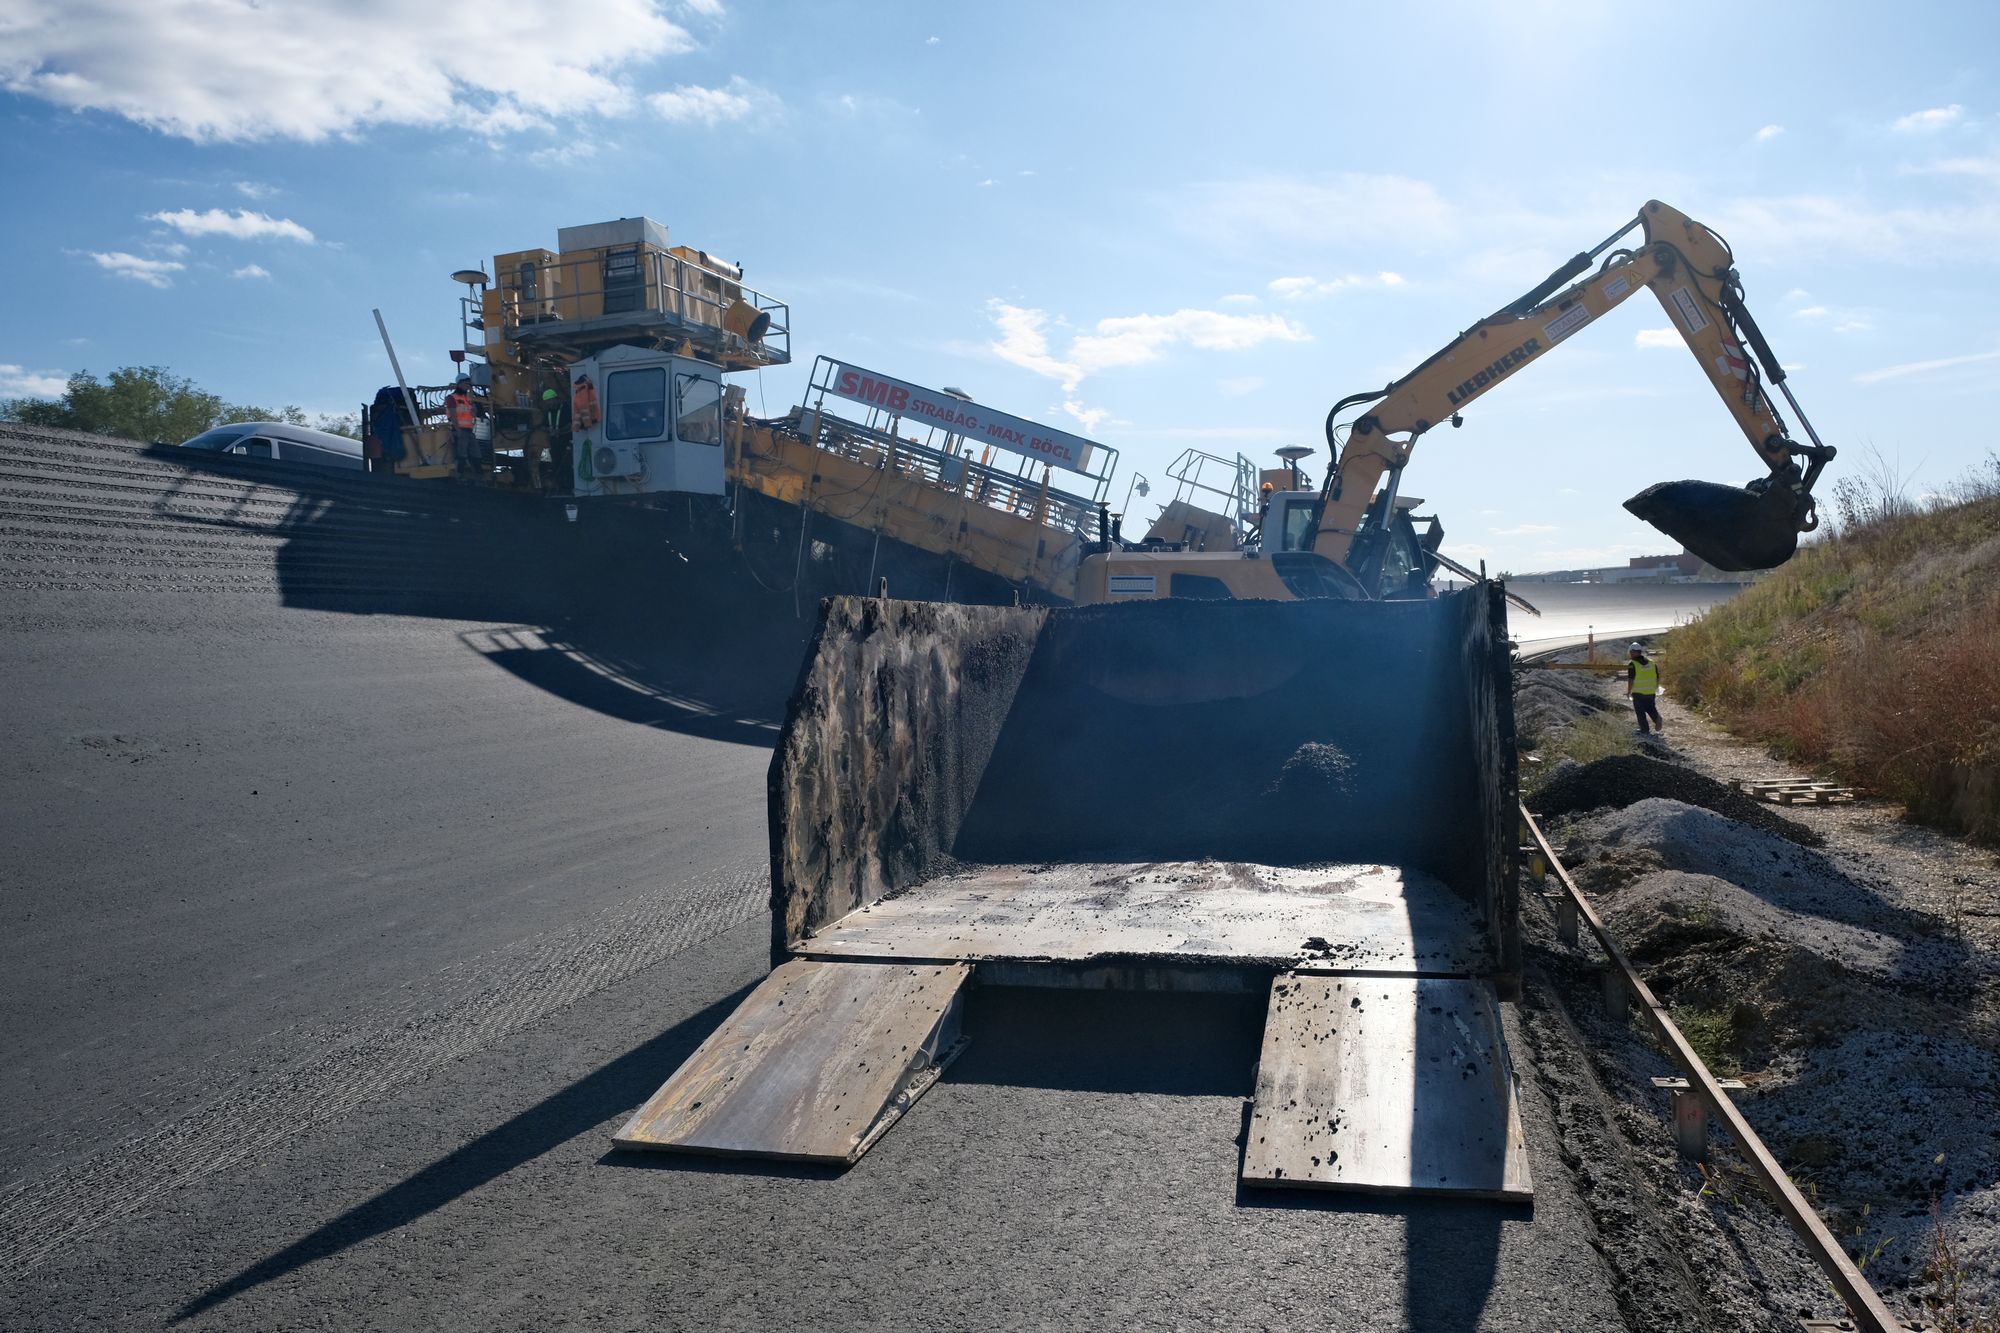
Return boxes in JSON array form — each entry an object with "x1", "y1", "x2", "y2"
[{"x1": 0, "y1": 431, "x2": 1681, "y2": 1330}]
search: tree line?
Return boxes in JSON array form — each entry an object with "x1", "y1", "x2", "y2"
[{"x1": 1, "y1": 366, "x2": 358, "y2": 443}]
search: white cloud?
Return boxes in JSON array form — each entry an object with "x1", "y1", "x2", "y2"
[
  {"x1": 0, "y1": 0, "x2": 695, "y2": 142},
  {"x1": 0, "y1": 364, "x2": 70, "y2": 397},
  {"x1": 1267, "y1": 271, "x2": 1405, "y2": 300},
  {"x1": 681, "y1": 0, "x2": 724, "y2": 14},
  {"x1": 1070, "y1": 309, "x2": 1309, "y2": 382},
  {"x1": 147, "y1": 207, "x2": 314, "y2": 243},
  {"x1": 231, "y1": 263, "x2": 270, "y2": 279},
  {"x1": 233, "y1": 180, "x2": 275, "y2": 199},
  {"x1": 1217, "y1": 376, "x2": 1265, "y2": 397},
  {"x1": 987, "y1": 300, "x2": 1308, "y2": 393},
  {"x1": 1892, "y1": 104, "x2": 1966, "y2": 133},
  {"x1": 1911, "y1": 155, "x2": 2000, "y2": 183},
  {"x1": 1854, "y1": 348, "x2": 2000, "y2": 386},
  {"x1": 1062, "y1": 400, "x2": 1110, "y2": 432},
  {"x1": 1791, "y1": 304, "x2": 1873, "y2": 334},
  {"x1": 988, "y1": 303, "x2": 1081, "y2": 388},
  {"x1": 1753, "y1": 124, "x2": 1785, "y2": 143},
  {"x1": 925, "y1": 34, "x2": 940, "y2": 44},
  {"x1": 647, "y1": 75, "x2": 774, "y2": 126},
  {"x1": 89, "y1": 251, "x2": 184, "y2": 287},
  {"x1": 1218, "y1": 293, "x2": 1257, "y2": 305},
  {"x1": 1782, "y1": 288, "x2": 1811, "y2": 303},
  {"x1": 1490, "y1": 523, "x2": 1558, "y2": 537},
  {"x1": 1634, "y1": 327, "x2": 1681, "y2": 349},
  {"x1": 528, "y1": 140, "x2": 599, "y2": 167}
]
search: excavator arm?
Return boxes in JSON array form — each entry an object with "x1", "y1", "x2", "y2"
[{"x1": 1313, "y1": 200, "x2": 1835, "y2": 576}]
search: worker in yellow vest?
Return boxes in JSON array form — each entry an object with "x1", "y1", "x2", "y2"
[{"x1": 1625, "y1": 643, "x2": 1663, "y2": 736}]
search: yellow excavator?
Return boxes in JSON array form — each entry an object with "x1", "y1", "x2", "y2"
[{"x1": 1079, "y1": 199, "x2": 1835, "y2": 602}]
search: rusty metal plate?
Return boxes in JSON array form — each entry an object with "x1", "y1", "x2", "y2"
[
  {"x1": 1242, "y1": 974, "x2": 1531, "y2": 1200},
  {"x1": 613, "y1": 959, "x2": 970, "y2": 1164},
  {"x1": 799, "y1": 861, "x2": 1489, "y2": 975}
]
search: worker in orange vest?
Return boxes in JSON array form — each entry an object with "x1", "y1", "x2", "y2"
[
  {"x1": 446, "y1": 378, "x2": 477, "y2": 472},
  {"x1": 572, "y1": 373, "x2": 600, "y2": 430}
]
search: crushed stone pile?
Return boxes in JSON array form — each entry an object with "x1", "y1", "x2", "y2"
[
  {"x1": 1532, "y1": 753, "x2": 1823, "y2": 847},
  {"x1": 1601, "y1": 869, "x2": 1903, "y2": 982},
  {"x1": 1565, "y1": 799, "x2": 1970, "y2": 989},
  {"x1": 1514, "y1": 668, "x2": 1614, "y2": 749},
  {"x1": 1753, "y1": 1030, "x2": 2000, "y2": 1305},
  {"x1": 1270, "y1": 741, "x2": 1356, "y2": 798}
]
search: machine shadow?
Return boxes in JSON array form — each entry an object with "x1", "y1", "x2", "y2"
[
  {"x1": 173, "y1": 984, "x2": 756, "y2": 1324},
  {"x1": 146, "y1": 451, "x2": 807, "y2": 738},
  {"x1": 1234, "y1": 1180, "x2": 1514, "y2": 1331},
  {"x1": 944, "y1": 986, "x2": 1267, "y2": 1098}
]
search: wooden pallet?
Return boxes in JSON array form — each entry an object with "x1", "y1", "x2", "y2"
[{"x1": 1729, "y1": 777, "x2": 1856, "y2": 806}]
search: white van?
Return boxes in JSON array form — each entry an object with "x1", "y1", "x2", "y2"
[{"x1": 179, "y1": 421, "x2": 365, "y2": 471}]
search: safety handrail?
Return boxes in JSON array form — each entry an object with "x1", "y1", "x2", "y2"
[{"x1": 801, "y1": 413, "x2": 1097, "y2": 534}]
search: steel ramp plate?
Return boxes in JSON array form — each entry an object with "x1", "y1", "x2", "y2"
[
  {"x1": 613, "y1": 959, "x2": 970, "y2": 1164},
  {"x1": 1241, "y1": 975, "x2": 1532, "y2": 1200}
]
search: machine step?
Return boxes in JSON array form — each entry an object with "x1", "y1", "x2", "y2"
[
  {"x1": 1241, "y1": 974, "x2": 1532, "y2": 1200},
  {"x1": 613, "y1": 959, "x2": 970, "y2": 1164}
]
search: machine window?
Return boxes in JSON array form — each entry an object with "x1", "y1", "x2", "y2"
[
  {"x1": 1380, "y1": 522, "x2": 1423, "y2": 591},
  {"x1": 605, "y1": 368, "x2": 666, "y2": 441},
  {"x1": 181, "y1": 425, "x2": 254, "y2": 450},
  {"x1": 1170, "y1": 573, "x2": 1234, "y2": 600},
  {"x1": 674, "y1": 372, "x2": 722, "y2": 445},
  {"x1": 1281, "y1": 503, "x2": 1316, "y2": 552},
  {"x1": 1272, "y1": 551, "x2": 1365, "y2": 600},
  {"x1": 241, "y1": 439, "x2": 274, "y2": 459}
]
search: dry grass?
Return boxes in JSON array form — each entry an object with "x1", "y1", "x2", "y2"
[
  {"x1": 1920, "y1": 1197, "x2": 2000, "y2": 1333},
  {"x1": 1519, "y1": 710, "x2": 1638, "y2": 798},
  {"x1": 1668, "y1": 452, "x2": 2000, "y2": 844}
]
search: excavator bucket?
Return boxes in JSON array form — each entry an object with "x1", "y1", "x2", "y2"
[{"x1": 1624, "y1": 477, "x2": 1803, "y2": 573}]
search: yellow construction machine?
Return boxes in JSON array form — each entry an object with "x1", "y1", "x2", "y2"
[
  {"x1": 1077, "y1": 198, "x2": 1835, "y2": 603},
  {"x1": 365, "y1": 217, "x2": 1124, "y2": 606}
]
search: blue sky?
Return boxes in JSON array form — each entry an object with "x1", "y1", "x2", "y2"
[{"x1": 3, "y1": 0, "x2": 1997, "y2": 573}]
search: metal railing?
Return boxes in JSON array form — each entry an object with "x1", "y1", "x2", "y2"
[
  {"x1": 486, "y1": 250, "x2": 790, "y2": 366},
  {"x1": 802, "y1": 412, "x2": 1100, "y2": 535},
  {"x1": 1163, "y1": 447, "x2": 1258, "y2": 526}
]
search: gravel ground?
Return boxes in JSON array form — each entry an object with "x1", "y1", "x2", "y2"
[
  {"x1": 1527, "y1": 668, "x2": 2000, "y2": 1324},
  {"x1": 1530, "y1": 754, "x2": 1822, "y2": 847}
]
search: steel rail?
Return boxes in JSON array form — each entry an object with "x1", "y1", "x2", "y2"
[{"x1": 1519, "y1": 803, "x2": 1907, "y2": 1333}]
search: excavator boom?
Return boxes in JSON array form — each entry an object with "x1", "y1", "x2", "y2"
[{"x1": 1314, "y1": 200, "x2": 1833, "y2": 573}]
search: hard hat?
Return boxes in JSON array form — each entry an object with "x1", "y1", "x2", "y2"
[
  {"x1": 1629, "y1": 642, "x2": 1644, "y2": 652},
  {"x1": 541, "y1": 388, "x2": 558, "y2": 400}
]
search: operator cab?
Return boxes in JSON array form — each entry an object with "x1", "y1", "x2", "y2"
[{"x1": 569, "y1": 345, "x2": 726, "y2": 498}]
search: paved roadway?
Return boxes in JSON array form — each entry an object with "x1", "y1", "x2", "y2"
[
  {"x1": 1442, "y1": 578, "x2": 1748, "y2": 656},
  {"x1": 0, "y1": 434, "x2": 1719, "y2": 1330}
]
